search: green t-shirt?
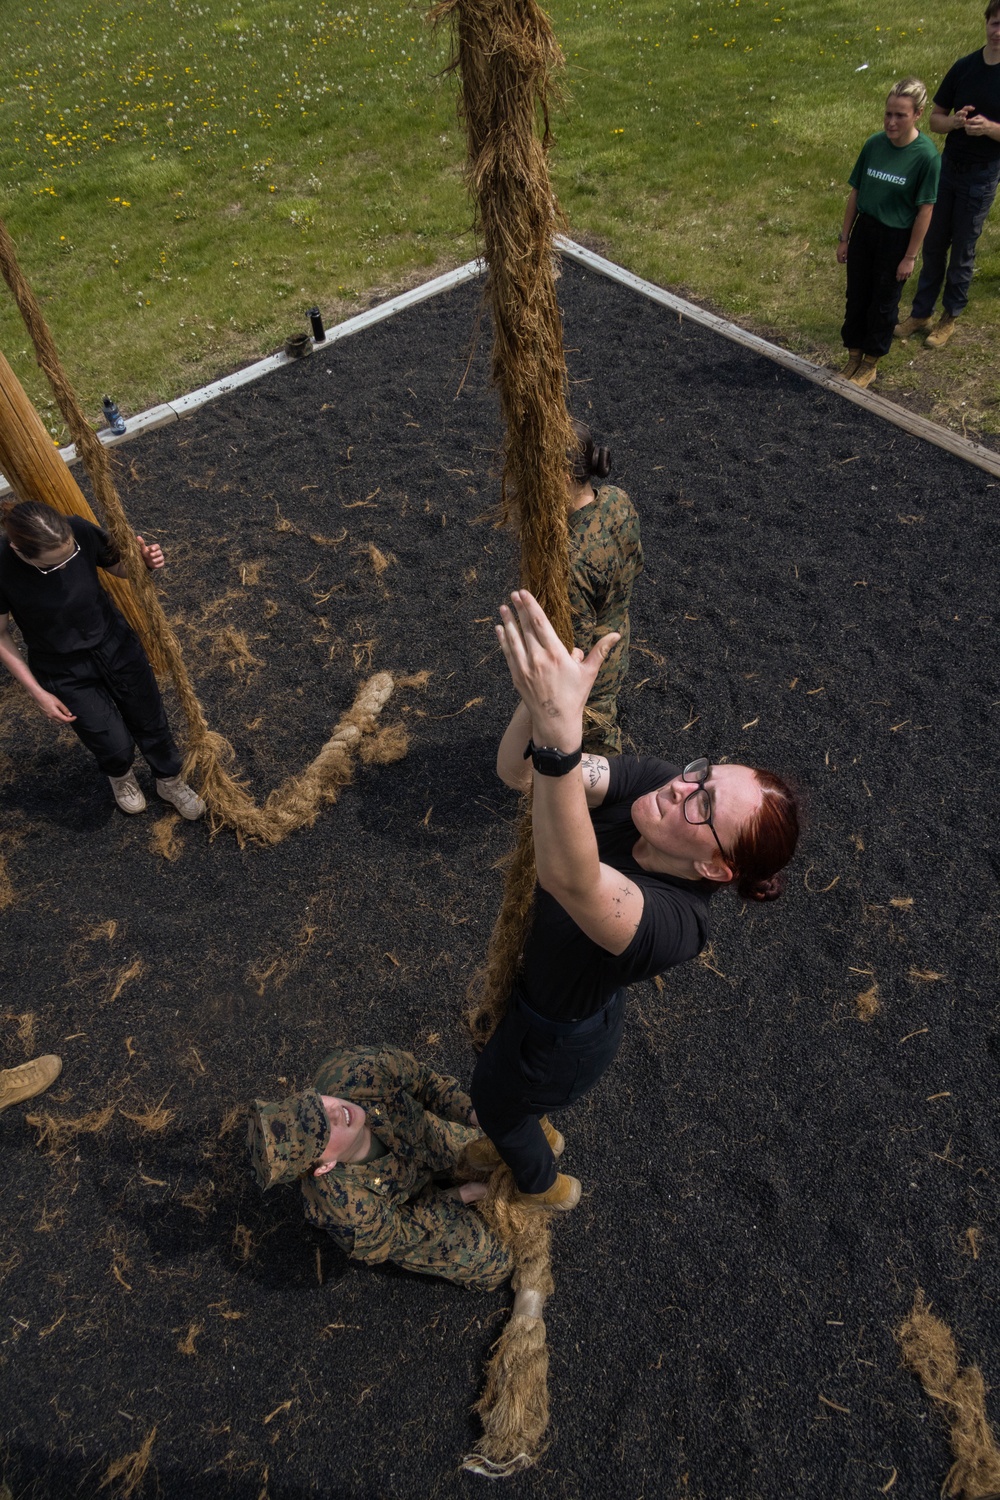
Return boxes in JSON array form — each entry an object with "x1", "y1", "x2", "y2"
[{"x1": 849, "y1": 130, "x2": 941, "y2": 229}]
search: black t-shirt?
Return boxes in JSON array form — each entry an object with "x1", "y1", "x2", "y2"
[
  {"x1": 518, "y1": 755, "x2": 714, "y2": 1022},
  {"x1": 0, "y1": 515, "x2": 122, "y2": 664},
  {"x1": 937, "y1": 50, "x2": 1000, "y2": 165}
]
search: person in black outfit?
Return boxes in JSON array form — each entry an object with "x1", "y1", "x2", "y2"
[
  {"x1": 468, "y1": 591, "x2": 800, "y2": 1212},
  {"x1": 0, "y1": 499, "x2": 204, "y2": 819},
  {"x1": 895, "y1": 1, "x2": 1000, "y2": 349}
]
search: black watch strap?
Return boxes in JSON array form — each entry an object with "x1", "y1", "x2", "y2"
[{"x1": 523, "y1": 739, "x2": 583, "y2": 777}]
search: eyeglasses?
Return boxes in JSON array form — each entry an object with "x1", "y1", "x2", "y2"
[
  {"x1": 21, "y1": 541, "x2": 80, "y2": 575},
  {"x1": 681, "y1": 757, "x2": 730, "y2": 864}
]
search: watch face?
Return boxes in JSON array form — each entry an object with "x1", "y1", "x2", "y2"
[{"x1": 531, "y1": 743, "x2": 582, "y2": 776}]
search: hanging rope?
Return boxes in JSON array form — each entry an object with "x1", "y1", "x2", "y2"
[
  {"x1": 433, "y1": 0, "x2": 576, "y2": 1474},
  {"x1": 432, "y1": 0, "x2": 576, "y2": 1046},
  {"x1": 0, "y1": 217, "x2": 408, "y2": 843}
]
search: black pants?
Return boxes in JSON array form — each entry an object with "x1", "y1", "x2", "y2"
[
  {"x1": 470, "y1": 989, "x2": 626, "y2": 1194},
  {"x1": 32, "y1": 617, "x2": 181, "y2": 780},
  {"x1": 912, "y1": 157, "x2": 1000, "y2": 320},
  {"x1": 842, "y1": 213, "x2": 911, "y2": 358}
]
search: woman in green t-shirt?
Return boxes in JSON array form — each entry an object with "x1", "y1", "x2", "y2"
[{"x1": 836, "y1": 78, "x2": 941, "y2": 388}]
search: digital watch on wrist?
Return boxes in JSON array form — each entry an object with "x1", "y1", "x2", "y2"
[{"x1": 523, "y1": 739, "x2": 583, "y2": 777}]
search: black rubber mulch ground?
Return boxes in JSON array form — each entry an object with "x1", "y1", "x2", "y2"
[{"x1": 2, "y1": 260, "x2": 998, "y2": 1500}]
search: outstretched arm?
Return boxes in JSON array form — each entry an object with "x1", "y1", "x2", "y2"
[
  {"x1": 497, "y1": 687, "x2": 612, "y2": 806},
  {"x1": 497, "y1": 698, "x2": 534, "y2": 792},
  {"x1": 495, "y1": 591, "x2": 643, "y2": 954}
]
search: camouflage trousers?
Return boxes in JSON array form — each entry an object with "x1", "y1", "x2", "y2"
[{"x1": 403, "y1": 1181, "x2": 512, "y2": 1291}]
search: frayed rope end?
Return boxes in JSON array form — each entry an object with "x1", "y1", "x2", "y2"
[{"x1": 461, "y1": 1450, "x2": 536, "y2": 1479}]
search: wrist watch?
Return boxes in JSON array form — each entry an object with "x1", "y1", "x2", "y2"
[{"x1": 523, "y1": 739, "x2": 583, "y2": 777}]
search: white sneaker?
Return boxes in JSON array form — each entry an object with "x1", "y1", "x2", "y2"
[
  {"x1": 155, "y1": 775, "x2": 206, "y2": 820},
  {"x1": 109, "y1": 770, "x2": 146, "y2": 813}
]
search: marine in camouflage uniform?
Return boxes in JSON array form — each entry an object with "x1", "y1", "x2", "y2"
[
  {"x1": 248, "y1": 1047, "x2": 510, "y2": 1292},
  {"x1": 568, "y1": 484, "x2": 644, "y2": 756}
]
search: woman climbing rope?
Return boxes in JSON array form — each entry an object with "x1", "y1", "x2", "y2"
[
  {"x1": 0, "y1": 499, "x2": 205, "y2": 819},
  {"x1": 468, "y1": 590, "x2": 800, "y2": 1212},
  {"x1": 566, "y1": 419, "x2": 643, "y2": 756}
]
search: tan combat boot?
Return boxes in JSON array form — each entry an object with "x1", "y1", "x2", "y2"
[
  {"x1": 893, "y1": 314, "x2": 931, "y2": 339},
  {"x1": 0, "y1": 1054, "x2": 62, "y2": 1113},
  {"x1": 514, "y1": 1172, "x2": 581, "y2": 1213},
  {"x1": 848, "y1": 354, "x2": 879, "y2": 389},
  {"x1": 837, "y1": 349, "x2": 863, "y2": 380},
  {"x1": 925, "y1": 314, "x2": 958, "y2": 349},
  {"x1": 460, "y1": 1117, "x2": 565, "y2": 1174}
]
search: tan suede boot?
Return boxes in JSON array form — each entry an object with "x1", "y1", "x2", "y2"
[
  {"x1": 514, "y1": 1172, "x2": 581, "y2": 1213},
  {"x1": 848, "y1": 354, "x2": 879, "y2": 389},
  {"x1": 0, "y1": 1054, "x2": 62, "y2": 1113},
  {"x1": 893, "y1": 314, "x2": 931, "y2": 339},
  {"x1": 460, "y1": 1117, "x2": 565, "y2": 1174},
  {"x1": 836, "y1": 349, "x2": 863, "y2": 380},
  {"x1": 925, "y1": 314, "x2": 958, "y2": 349}
]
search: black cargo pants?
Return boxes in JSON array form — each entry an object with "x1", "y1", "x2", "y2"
[
  {"x1": 471, "y1": 988, "x2": 627, "y2": 1194},
  {"x1": 32, "y1": 616, "x2": 181, "y2": 780}
]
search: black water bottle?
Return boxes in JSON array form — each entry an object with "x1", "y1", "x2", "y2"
[
  {"x1": 102, "y1": 395, "x2": 126, "y2": 435},
  {"x1": 308, "y1": 306, "x2": 325, "y2": 343}
]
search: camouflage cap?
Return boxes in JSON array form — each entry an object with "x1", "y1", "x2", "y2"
[{"x1": 248, "y1": 1090, "x2": 330, "y2": 1190}]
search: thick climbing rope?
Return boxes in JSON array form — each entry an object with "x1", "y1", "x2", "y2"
[
  {"x1": 0, "y1": 217, "x2": 405, "y2": 843},
  {"x1": 433, "y1": 0, "x2": 576, "y2": 1473},
  {"x1": 898, "y1": 1289, "x2": 1000, "y2": 1497}
]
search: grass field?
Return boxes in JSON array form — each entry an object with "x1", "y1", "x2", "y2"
[{"x1": 1, "y1": 0, "x2": 997, "y2": 441}]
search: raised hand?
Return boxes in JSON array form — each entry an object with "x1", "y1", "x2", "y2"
[{"x1": 495, "y1": 589, "x2": 619, "y2": 749}]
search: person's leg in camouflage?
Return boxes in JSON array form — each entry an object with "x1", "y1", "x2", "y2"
[
  {"x1": 581, "y1": 624, "x2": 629, "y2": 755},
  {"x1": 404, "y1": 1184, "x2": 512, "y2": 1291}
]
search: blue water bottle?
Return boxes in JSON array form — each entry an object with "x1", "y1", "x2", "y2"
[{"x1": 102, "y1": 395, "x2": 126, "y2": 435}]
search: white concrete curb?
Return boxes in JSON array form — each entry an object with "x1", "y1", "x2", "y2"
[
  {"x1": 555, "y1": 237, "x2": 1000, "y2": 481},
  {"x1": 0, "y1": 258, "x2": 485, "y2": 498},
  {"x1": 4, "y1": 239, "x2": 998, "y2": 494}
]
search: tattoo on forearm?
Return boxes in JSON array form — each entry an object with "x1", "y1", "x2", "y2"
[{"x1": 581, "y1": 755, "x2": 602, "y2": 789}]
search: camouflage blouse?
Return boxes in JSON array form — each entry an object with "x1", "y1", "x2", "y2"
[{"x1": 299, "y1": 1048, "x2": 510, "y2": 1292}]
